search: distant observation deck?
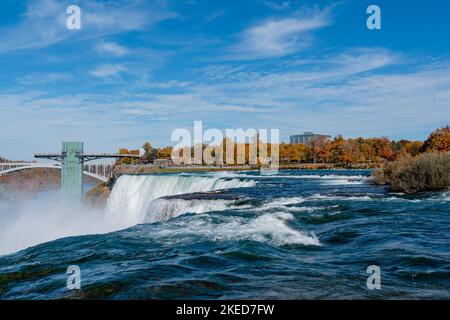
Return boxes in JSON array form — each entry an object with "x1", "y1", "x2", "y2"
[{"x1": 35, "y1": 142, "x2": 142, "y2": 200}]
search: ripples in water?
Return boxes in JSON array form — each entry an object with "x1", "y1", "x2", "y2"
[{"x1": 0, "y1": 169, "x2": 449, "y2": 299}]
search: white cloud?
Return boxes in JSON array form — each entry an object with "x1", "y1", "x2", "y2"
[
  {"x1": 334, "y1": 48, "x2": 402, "y2": 74},
  {"x1": 264, "y1": 1, "x2": 291, "y2": 11},
  {"x1": 17, "y1": 72, "x2": 73, "y2": 85},
  {"x1": 142, "y1": 80, "x2": 192, "y2": 89},
  {"x1": 2, "y1": 49, "x2": 449, "y2": 160},
  {"x1": 225, "y1": 7, "x2": 331, "y2": 60},
  {"x1": 0, "y1": 0, "x2": 177, "y2": 53},
  {"x1": 89, "y1": 64, "x2": 126, "y2": 78},
  {"x1": 95, "y1": 42, "x2": 128, "y2": 57}
]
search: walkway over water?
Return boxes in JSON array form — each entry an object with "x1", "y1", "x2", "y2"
[
  {"x1": 0, "y1": 162, "x2": 111, "y2": 182},
  {"x1": 2, "y1": 142, "x2": 142, "y2": 200}
]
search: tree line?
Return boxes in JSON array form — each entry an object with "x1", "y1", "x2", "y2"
[{"x1": 116, "y1": 125, "x2": 449, "y2": 166}]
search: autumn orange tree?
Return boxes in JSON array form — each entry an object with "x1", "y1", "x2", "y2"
[
  {"x1": 157, "y1": 146, "x2": 173, "y2": 159},
  {"x1": 116, "y1": 148, "x2": 140, "y2": 165},
  {"x1": 279, "y1": 143, "x2": 310, "y2": 163},
  {"x1": 421, "y1": 125, "x2": 450, "y2": 152}
]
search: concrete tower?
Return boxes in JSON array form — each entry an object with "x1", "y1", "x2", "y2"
[{"x1": 61, "y1": 142, "x2": 84, "y2": 200}]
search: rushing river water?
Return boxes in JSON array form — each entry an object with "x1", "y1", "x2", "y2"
[{"x1": 0, "y1": 169, "x2": 449, "y2": 299}]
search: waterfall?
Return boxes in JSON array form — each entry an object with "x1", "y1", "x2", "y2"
[{"x1": 105, "y1": 174, "x2": 256, "y2": 228}]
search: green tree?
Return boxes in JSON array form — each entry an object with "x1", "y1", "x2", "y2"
[{"x1": 142, "y1": 142, "x2": 158, "y2": 163}]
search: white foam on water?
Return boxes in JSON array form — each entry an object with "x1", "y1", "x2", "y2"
[
  {"x1": 383, "y1": 197, "x2": 422, "y2": 203},
  {"x1": 216, "y1": 172, "x2": 370, "y2": 188},
  {"x1": 288, "y1": 206, "x2": 323, "y2": 213},
  {"x1": 280, "y1": 174, "x2": 367, "y2": 180},
  {"x1": 250, "y1": 196, "x2": 305, "y2": 212},
  {"x1": 105, "y1": 174, "x2": 256, "y2": 229},
  {"x1": 145, "y1": 198, "x2": 234, "y2": 222},
  {"x1": 308, "y1": 194, "x2": 430, "y2": 203},
  {"x1": 242, "y1": 173, "x2": 367, "y2": 180},
  {"x1": 320, "y1": 179, "x2": 364, "y2": 185},
  {"x1": 148, "y1": 211, "x2": 321, "y2": 247},
  {"x1": 270, "y1": 196, "x2": 305, "y2": 205},
  {"x1": 309, "y1": 194, "x2": 374, "y2": 201}
]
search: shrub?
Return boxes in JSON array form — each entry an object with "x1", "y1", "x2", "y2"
[{"x1": 372, "y1": 152, "x2": 450, "y2": 193}]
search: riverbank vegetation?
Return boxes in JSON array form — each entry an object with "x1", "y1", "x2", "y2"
[
  {"x1": 115, "y1": 132, "x2": 429, "y2": 167},
  {"x1": 373, "y1": 126, "x2": 450, "y2": 193},
  {"x1": 373, "y1": 152, "x2": 450, "y2": 193}
]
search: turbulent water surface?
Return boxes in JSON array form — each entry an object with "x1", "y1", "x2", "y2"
[{"x1": 0, "y1": 170, "x2": 449, "y2": 299}]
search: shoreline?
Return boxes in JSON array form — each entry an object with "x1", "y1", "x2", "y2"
[{"x1": 114, "y1": 162, "x2": 378, "y2": 175}]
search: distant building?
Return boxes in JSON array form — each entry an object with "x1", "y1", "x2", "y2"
[
  {"x1": 153, "y1": 158, "x2": 173, "y2": 167},
  {"x1": 290, "y1": 132, "x2": 331, "y2": 145}
]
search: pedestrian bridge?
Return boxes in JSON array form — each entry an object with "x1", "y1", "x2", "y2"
[
  {"x1": 2, "y1": 141, "x2": 142, "y2": 200},
  {"x1": 0, "y1": 162, "x2": 110, "y2": 182}
]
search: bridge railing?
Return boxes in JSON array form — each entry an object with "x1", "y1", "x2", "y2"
[
  {"x1": 35, "y1": 153, "x2": 141, "y2": 158},
  {"x1": 82, "y1": 153, "x2": 141, "y2": 158},
  {"x1": 34, "y1": 153, "x2": 62, "y2": 157},
  {"x1": 0, "y1": 162, "x2": 37, "y2": 171},
  {"x1": 0, "y1": 162, "x2": 112, "y2": 179},
  {"x1": 83, "y1": 164, "x2": 114, "y2": 178}
]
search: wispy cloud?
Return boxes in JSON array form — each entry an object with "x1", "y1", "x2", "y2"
[
  {"x1": 204, "y1": 9, "x2": 226, "y2": 23},
  {"x1": 224, "y1": 6, "x2": 331, "y2": 60},
  {"x1": 0, "y1": 0, "x2": 177, "y2": 53},
  {"x1": 142, "y1": 80, "x2": 192, "y2": 89},
  {"x1": 2, "y1": 51, "x2": 450, "y2": 159},
  {"x1": 263, "y1": 1, "x2": 291, "y2": 11},
  {"x1": 1, "y1": 1, "x2": 448, "y2": 160},
  {"x1": 17, "y1": 72, "x2": 73, "y2": 85},
  {"x1": 89, "y1": 64, "x2": 127, "y2": 78},
  {"x1": 95, "y1": 42, "x2": 128, "y2": 57}
]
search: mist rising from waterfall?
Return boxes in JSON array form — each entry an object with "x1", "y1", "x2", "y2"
[{"x1": 0, "y1": 174, "x2": 256, "y2": 255}]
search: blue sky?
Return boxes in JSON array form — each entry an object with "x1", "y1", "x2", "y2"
[{"x1": 0, "y1": 0, "x2": 449, "y2": 160}]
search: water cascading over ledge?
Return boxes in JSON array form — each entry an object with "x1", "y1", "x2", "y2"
[{"x1": 105, "y1": 174, "x2": 256, "y2": 228}]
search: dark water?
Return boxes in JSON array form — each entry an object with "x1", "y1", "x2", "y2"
[{"x1": 0, "y1": 170, "x2": 449, "y2": 299}]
